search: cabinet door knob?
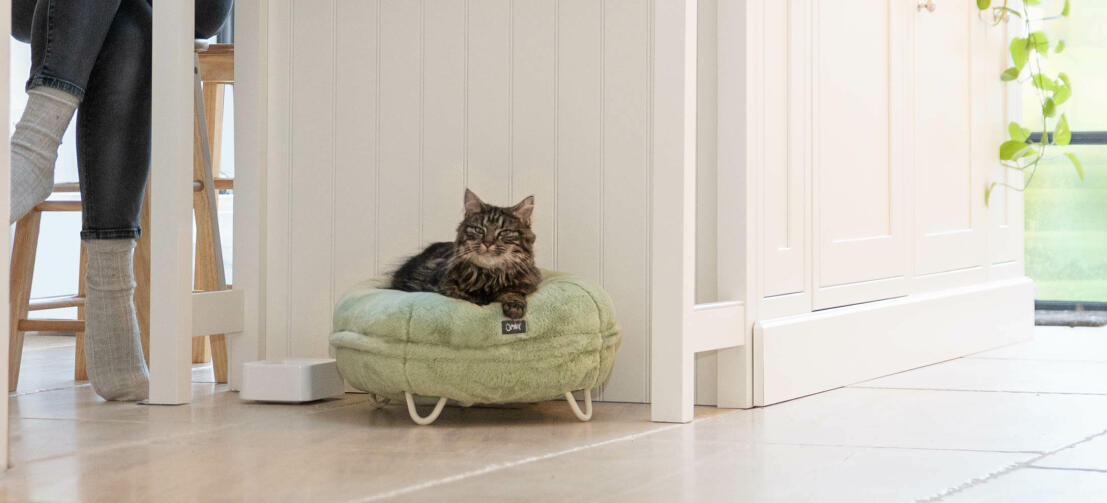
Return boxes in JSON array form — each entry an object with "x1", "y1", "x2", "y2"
[{"x1": 917, "y1": 0, "x2": 937, "y2": 12}]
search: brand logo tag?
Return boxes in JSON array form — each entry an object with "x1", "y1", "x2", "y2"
[{"x1": 502, "y1": 320, "x2": 527, "y2": 335}]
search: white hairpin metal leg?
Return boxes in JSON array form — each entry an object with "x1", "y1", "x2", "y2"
[
  {"x1": 404, "y1": 392, "x2": 448, "y2": 425},
  {"x1": 565, "y1": 389, "x2": 593, "y2": 421}
]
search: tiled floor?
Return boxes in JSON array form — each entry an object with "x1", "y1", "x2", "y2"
[{"x1": 5, "y1": 326, "x2": 1107, "y2": 502}]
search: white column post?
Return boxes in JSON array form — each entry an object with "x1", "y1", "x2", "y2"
[
  {"x1": 228, "y1": 0, "x2": 268, "y2": 390},
  {"x1": 149, "y1": 0, "x2": 196, "y2": 404},
  {"x1": 651, "y1": 0, "x2": 698, "y2": 423},
  {"x1": 715, "y1": 0, "x2": 757, "y2": 409},
  {"x1": 0, "y1": 0, "x2": 12, "y2": 468}
]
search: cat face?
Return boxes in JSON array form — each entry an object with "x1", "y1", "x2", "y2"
[{"x1": 455, "y1": 189, "x2": 536, "y2": 268}]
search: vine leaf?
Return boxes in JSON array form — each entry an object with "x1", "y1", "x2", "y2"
[
  {"x1": 1043, "y1": 98, "x2": 1057, "y2": 118},
  {"x1": 977, "y1": 0, "x2": 990, "y2": 9},
  {"x1": 1063, "y1": 0, "x2": 1071, "y2": 17},
  {"x1": 1066, "y1": 153, "x2": 1084, "y2": 181},
  {"x1": 1055, "y1": 72, "x2": 1072, "y2": 105},
  {"x1": 1028, "y1": 31, "x2": 1050, "y2": 55},
  {"x1": 1009, "y1": 122, "x2": 1032, "y2": 142},
  {"x1": 1054, "y1": 114, "x2": 1071, "y2": 146},
  {"x1": 1010, "y1": 37, "x2": 1029, "y2": 69},
  {"x1": 1056, "y1": 40, "x2": 1067, "y2": 54},
  {"x1": 1000, "y1": 140, "x2": 1034, "y2": 161},
  {"x1": 985, "y1": 182, "x2": 997, "y2": 206},
  {"x1": 1032, "y1": 73, "x2": 1056, "y2": 91},
  {"x1": 1000, "y1": 67, "x2": 1020, "y2": 81}
]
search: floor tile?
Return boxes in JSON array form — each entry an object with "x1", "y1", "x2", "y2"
[
  {"x1": 1032, "y1": 433, "x2": 1107, "y2": 471},
  {"x1": 12, "y1": 345, "x2": 81, "y2": 395},
  {"x1": 942, "y1": 467, "x2": 1107, "y2": 502},
  {"x1": 1, "y1": 400, "x2": 682, "y2": 503},
  {"x1": 389, "y1": 423, "x2": 1031, "y2": 503},
  {"x1": 704, "y1": 387, "x2": 1107, "y2": 453},
  {"x1": 854, "y1": 358, "x2": 1107, "y2": 395},
  {"x1": 972, "y1": 326, "x2": 1107, "y2": 362},
  {"x1": 10, "y1": 417, "x2": 225, "y2": 465}
]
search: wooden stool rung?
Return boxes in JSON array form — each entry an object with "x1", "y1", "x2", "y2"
[
  {"x1": 35, "y1": 201, "x2": 82, "y2": 212},
  {"x1": 18, "y1": 319, "x2": 84, "y2": 333},
  {"x1": 28, "y1": 294, "x2": 85, "y2": 310}
]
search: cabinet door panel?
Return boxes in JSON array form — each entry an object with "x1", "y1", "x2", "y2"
[
  {"x1": 913, "y1": 1, "x2": 986, "y2": 279},
  {"x1": 813, "y1": 0, "x2": 908, "y2": 308}
]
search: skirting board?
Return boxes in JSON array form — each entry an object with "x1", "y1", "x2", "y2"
[{"x1": 754, "y1": 277, "x2": 1035, "y2": 406}]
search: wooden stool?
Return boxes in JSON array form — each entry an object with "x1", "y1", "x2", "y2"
[{"x1": 7, "y1": 43, "x2": 236, "y2": 392}]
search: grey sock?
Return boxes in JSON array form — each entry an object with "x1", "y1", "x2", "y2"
[
  {"x1": 84, "y1": 239, "x2": 149, "y2": 401},
  {"x1": 10, "y1": 86, "x2": 79, "y2": 223}
]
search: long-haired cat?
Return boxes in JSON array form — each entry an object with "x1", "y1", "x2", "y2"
[{"x1": 391, "y1": 189, "x2": 541, "y2": 319}]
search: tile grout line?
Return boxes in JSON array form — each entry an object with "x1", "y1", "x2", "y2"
[
  {"x1": 918, "y1": 427, "x2": 1107, "y2": 502},
  {"x1": 353, "y1": 422, "x2": 693, "y2": 502},
  {"x1": 966, "y1": 356, "x2": 1107, "y2": 364},
  {"x1": 757, "y1": 441, "x2": 1044, "y2": 456},
  {"x1": 848, "y1": 385, "x2": 1107, "y2": 397},
  {"x1": 1027, "y1": 465, "x2": 1107, "y2": 474}
]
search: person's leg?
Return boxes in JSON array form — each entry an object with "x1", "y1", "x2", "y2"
[
  {"x1": 195, "y1": 0, "x2": 234, "y2": 39},
  {"x1": 10, "y1": 0, "x2": 124, "y2": 223},
  {"x1": 78, "y1": 0, "x2": 152, "y2": 401}
]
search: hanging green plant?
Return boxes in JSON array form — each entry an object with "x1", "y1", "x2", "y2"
[{"x1": 977, "y1": 0, "x2": 1078, "y2": 205}]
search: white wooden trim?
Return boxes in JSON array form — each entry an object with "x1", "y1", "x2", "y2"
[
  {"x1": 754, "y1": 278, "x2": 1034, "y2": 406},
  {"x1": 192, "y1": 290, "x2": 245, "y2": 338},
  {"x1": 229, "y1": 0, "x2": 269, "y2": 390},
  {"x1": 650, "y1": 0, "x2": 698, "y2": 423},
  {"x1": 149, "y1": 0, "x2": 196, "y2": 404},
  {"x1": 689, "y1": 302, "x2": 744, "y2": 353},
  {"x1": 0, "y1": 0, "x2": 11, "y2": 469}
]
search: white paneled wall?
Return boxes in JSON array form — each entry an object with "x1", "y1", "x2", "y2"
[{"x1": 265, "y1": 0, "x2": 654, "y2": 402}]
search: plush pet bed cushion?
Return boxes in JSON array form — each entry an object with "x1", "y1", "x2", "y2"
[{"x1": 329, "y1": 271, "x2": 621, "y2": 406}]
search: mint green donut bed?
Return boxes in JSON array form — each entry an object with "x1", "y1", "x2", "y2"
[{"x1": 329, "y1": 271, "x2": 621, "y2": 425}]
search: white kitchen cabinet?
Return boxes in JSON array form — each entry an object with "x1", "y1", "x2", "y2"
[{"x1": 749, "y1": 0, "x2": 1032, "y2": 405}]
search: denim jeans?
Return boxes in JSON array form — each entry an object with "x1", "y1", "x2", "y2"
[{"x1": 12, "y1": 0, "x2": 233, "y2": 240}]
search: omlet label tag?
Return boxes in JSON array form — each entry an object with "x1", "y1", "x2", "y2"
[{"x1": 502, "y1": 320, "x2": 527, "y2": 335}]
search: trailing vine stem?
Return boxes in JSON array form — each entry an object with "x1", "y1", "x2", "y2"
[{"x1": 976, "y1": 0, "x2": 1080, "y2": 205}]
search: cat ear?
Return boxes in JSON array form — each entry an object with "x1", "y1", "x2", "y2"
[
  {"x1": 511, "y1": 195, "x2": 535, "y2": 224},
  {"x1": 464, "y1": 188, "x2": 486, "y2": 216}
]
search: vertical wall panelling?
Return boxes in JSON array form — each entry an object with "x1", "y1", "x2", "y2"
[
  {"x1": 288, "y1": 1, "x2": 337, "y2": 357},
  {"x1": 556, "y1": 0, "x2": 603, "y2": 280},
  {"x1": 812, "y1": 0, "x2": 908, "y2": 309},
  {"x1": 267, "y1": 0, "x2": 661, "y2": 403},
  {"x1": 467, "y1": 0, "x2": 512, "y2": 201},
  {"x1": 511, "y1": 0, "x2": 557, "y2": 268},
  {"x1": 264, "y1": 0, "x2": 292, "y2": 359},
  {"x1": 603, "y1": 0, "x2": 651, "y2": 403},
  {"x1": 333, "y1": 0, "x2": 380, "y2": 306},
  {"x1": 423, "y1": 1, "x2": 467, "y2": 244},
  {"x1": 377, "y1": 1, "x2": 423, "y2": 272}
]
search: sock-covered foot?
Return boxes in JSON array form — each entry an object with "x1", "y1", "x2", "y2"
[
  {"x1": 84, "y1": 239, "x2": 149, "y2": 401},
  {"x1": 10, "y1": 86, "x2": 79, "y2": 223}
]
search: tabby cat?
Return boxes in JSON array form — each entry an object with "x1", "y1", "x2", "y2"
[{"x1": 391, "y1": 189, "x2": 541, "y2": 319}]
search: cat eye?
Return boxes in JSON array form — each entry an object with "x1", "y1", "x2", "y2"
[
  {"x1": 466, "y1": 225, "x2": 484, "y2": 236},
  {"x1": 498, "y1": 230, "x2": 520, "y2": 241}
]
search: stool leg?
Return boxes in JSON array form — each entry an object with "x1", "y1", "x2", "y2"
[
  {"x1": 75, "y1": 243, "x2": 88, "y2": 381},
  {"x1": 193, "y1": 75, "x2": 228, "y2": 382},
  {"x1": 9, "y1": 211, "x2": 42, "y2": 392},
  {"x1": 134, "y1": 187, "x2": 152, "y2": 364}
]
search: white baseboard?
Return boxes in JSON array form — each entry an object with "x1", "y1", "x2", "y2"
[{"x1": 753, "y1": 277, "x2": 1035, "y2": 406}]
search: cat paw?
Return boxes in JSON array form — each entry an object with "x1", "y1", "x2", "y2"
[{"x1": 502, "y1": 300, "x2": 527, "y2": 319}]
